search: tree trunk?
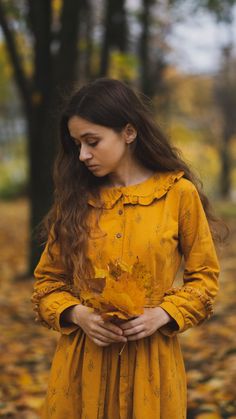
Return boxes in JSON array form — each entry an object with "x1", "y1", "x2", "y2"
[
  {"x1": 219, "y1": 141, "x2": 231, "y2": 198},
  {"x1": 99, "y1": 0, "x2": 127, "y2": 76},
  {"x1": 139, "y1": 0, "x2": 169, "y2": 100},
  {"x1": 216, "y1": 46, "x2": 236, "y2": 199},
  {"x1": 139, "y1": 0, "x2": 152, "y2": 96},
  {"x1": 84, "y1": 0, "x2": 93, "y2": 80},
  {"x1": 0, "y1": 0, "x2": 82, "y2": 274},
  {"x1": 29, "y1": 0, "x2": 82, "y2": 272},
  {"x1": 28, "y1": 111, "x2": 56, "y2": 271}
]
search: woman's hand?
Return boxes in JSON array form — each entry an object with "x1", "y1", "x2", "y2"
[
  {"x1": 63, "y1": 305, "x2": 127, "y2": 347},
  {"x1": 120, "y1": 307, "x2": 172, "y2": 341}
]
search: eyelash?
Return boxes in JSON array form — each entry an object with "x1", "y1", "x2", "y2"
[
  {"x1": 89, "y1": 141, "x2": 98, "y2": 147},
  {"x1": 75, "y1": 141, "x2": 98, "y2": 148}
]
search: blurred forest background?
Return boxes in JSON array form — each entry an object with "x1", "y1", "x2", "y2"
[{"x1": 0, "y1": 0, "x2": 236, "y2": 418}]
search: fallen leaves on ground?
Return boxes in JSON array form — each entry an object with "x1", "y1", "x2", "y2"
[{"x1": 0, "y1": 199, "x2": 235, "y2": 418}]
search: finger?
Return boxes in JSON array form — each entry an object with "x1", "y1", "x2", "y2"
[
  {"x1": 127, "y1": 331, "x2": 147, "y2": 341},
  {"x1": 99, "y1": 324, "x2": 126, "y2": 339},
  {"x1": 91, "y1": 332, "x2": 115, "y2": 343},
  {"x1": 120, "y1": 317, "x2": 142, "y2": 330},
  {"x1": 92, "y1": 326, "x2": 127, "y2": 342},
  {"x1": 93, "y1": 338, "x2": 110, "y2": 347},
  {"x1": 123, "y1": 324, "x2": 144, "y2": 336},
  {"x1": 99, "y1": 320, "x2": 124, "y2": 336}
]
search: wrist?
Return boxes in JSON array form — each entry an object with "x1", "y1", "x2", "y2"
[
  {"x1": 156, "y1": 307, "x2": 172, "y2": 326},
  {"x1": 62, "y1": 305, "x2": 80, "y2": 324}
]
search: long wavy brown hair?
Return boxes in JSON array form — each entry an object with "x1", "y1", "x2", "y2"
[{"x1": 41, "y1": 78, "x2": 224, "y2": 285}]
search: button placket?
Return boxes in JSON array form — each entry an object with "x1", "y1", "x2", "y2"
[{"x1": 114, "y1": 203, "x2": 125, "y2": 257}]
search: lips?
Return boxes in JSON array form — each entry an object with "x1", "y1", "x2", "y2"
[{"x1": 86, "y1": 165, "x2": 99, "y2": 170}]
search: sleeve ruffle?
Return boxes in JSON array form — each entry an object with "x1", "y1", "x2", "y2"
[
  {"x1": 164, "y1": 286, "x2": 214, "y2": 318},
  {"x1": 31, "y1": 282, "x2": 73, "y2": 328},
  {"x1": 159, "y1": 284, "x2": 217, "y2": 337},
  {"x1": 32, "y1": 281, "x2": 81, "y2": 333},
  {"x1": 32, "y1": 238, "x2": 82, "y2": 334}
]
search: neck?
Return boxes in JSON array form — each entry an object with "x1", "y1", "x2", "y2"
[{"x1": 107, "y1": 160, "x2": 155, "y2": 188}]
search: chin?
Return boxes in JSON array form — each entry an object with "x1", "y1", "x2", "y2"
[
  {"x1": 92, "y1": 172, "x2": 106, "y2": 178},
  {"x1": 90, "y1": 168, "x2": 109, "y2": 178},
  {"x1": 86, "y1": 164, "x2": 112, "y2": 178}
]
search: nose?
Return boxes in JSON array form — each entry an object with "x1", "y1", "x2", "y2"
[{"x1": 79, "y1": 144, "x2": 93, "y2": 162}]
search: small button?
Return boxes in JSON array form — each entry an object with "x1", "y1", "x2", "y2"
[
  {"x1": 116, "y1": 233, "x2": 122, "y2": 239},
  {"x1": 118, "y1": 209, "x2": 123, "y2": 215}
]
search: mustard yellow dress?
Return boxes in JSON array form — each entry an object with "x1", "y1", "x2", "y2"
[{"x1": 33, "y1": 171, "x2": 219, "y2": 419}]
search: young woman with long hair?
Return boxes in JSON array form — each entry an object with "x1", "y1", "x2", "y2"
[{"x1": 32, "y1": 78, "x2": 220, "y2": 418}]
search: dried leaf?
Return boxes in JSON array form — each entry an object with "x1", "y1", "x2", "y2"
[{"x1": 80, "y1": 261, "x2": 146, "y2": 321}]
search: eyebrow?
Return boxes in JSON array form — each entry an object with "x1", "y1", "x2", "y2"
[
  {"x1": 80, "y1": 132, "x2": 100, "y2": 139},
  {"x1": 70, "y1": 132, "x2": 100, "y2": 143}
]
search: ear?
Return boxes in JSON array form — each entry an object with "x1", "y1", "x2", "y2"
[{"x1": 123, "y1": 123, "x2": 137, "y2": 144}]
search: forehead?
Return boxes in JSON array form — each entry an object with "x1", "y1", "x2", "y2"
[{"x1": 68, "y1": 116, "x2": 105, "y2": 138}]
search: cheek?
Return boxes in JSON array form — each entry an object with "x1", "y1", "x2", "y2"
[{"x1": 101, "y1": 140, "x2": 126, "y2": 161}]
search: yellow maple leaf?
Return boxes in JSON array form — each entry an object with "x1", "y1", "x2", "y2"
[
  {"x1": 101, "y1": 311, "x2": 129, "y2": 321},
  {"x1": 94, "y1": 267, "x2": 107, "y2": 279},
  {"x1": 79, "y1": 260, "x2": 150, "y2": 322},
  {"x1": 102, "y1": 274, "x2": 145, "y2": 316}
]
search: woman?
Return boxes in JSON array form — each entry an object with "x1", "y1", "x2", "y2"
[{"x1": 32, "y1": 78, "x2": 220, "y2": 418}]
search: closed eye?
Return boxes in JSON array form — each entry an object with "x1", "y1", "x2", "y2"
[
  {"x1": 88, "y1": 141, "x2": 98, "y2": 147},
  {"x1": 74, "y1": 142, "x2": 98, "y2": 148},
  {"x1": 71, "y1": 137, "x2": 100, "y2": 148}
]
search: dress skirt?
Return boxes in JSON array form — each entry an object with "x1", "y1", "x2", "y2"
[{"x1": 41, "y1": 329, "x2": 186, "y2": 419}]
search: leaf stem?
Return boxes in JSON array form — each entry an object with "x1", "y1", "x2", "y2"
[{"x1": 119, "y1": 342, "x2": 126, "y2": 356}]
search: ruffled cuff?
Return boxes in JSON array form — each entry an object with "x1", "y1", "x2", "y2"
[
  {"x1": 158, "y1": 286, "x2": 214, "y2": 337},
  {"x1": 33, "y1": 290, "x2": 81, "y2": 335}
]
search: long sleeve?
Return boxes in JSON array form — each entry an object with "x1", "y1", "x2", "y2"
[
  {"x1": 32, "y1": 240, "x2": 81, "y2": 335},
  {"x1": 159, "y1": 181, "x2": 220, "y2": 336}
]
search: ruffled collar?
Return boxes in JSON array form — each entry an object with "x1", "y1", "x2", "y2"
[{"x1": 88, "y1": 170, "x2": 185, "y2": 209}]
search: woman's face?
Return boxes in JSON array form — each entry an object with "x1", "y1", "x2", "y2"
[{"x1": 68, "y1": 116, "x2": 136, "y2": 178}]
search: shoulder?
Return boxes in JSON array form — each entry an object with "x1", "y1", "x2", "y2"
[
  {"x1": 166, "y1": 176, "x2": 202, "y2": 210},
  {"x1": 171, "y1": 177, "x2": 198, "y2": 194},
  {"x1": 156, "y1": 171, "x2": 198, "y2": 198},
  {"x1": 170, "y1": 177, "x2": 206, "y2": 224}
]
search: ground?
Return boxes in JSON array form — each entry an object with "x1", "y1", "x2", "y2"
[{"x1": 0, "y1": 199, "x2": 235, "y2": 419}]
